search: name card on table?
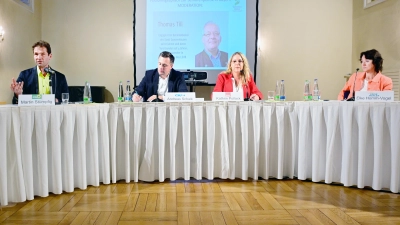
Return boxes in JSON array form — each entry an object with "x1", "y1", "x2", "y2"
[
  {"x1": 355, "y1": 91, "x2": 394, "y2": 102},
  {"x1": 18, "y1": 94, "x2": 55, "y2": 106},
  {"x1": 164, "y1": 92, "x2": 196, "y2": 102},
  {"x1": 212, "y1": 92, "x2": 244, "y2": 101}
]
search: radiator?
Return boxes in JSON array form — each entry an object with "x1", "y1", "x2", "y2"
[{"x1": 384, "y1": 70, "x2": 399, "y2": 101}]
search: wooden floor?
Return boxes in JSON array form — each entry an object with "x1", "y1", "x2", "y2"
[{"x1": 1, "y1": 179, "x2": 400, "y2": 225}]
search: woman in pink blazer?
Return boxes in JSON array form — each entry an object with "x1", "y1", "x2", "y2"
[
  {"x1": 213, "y1": 52, "x2": 263, "y2": 100},
  {"x1": 338, "y1": 49, "x2": 392, "y2": 100}
]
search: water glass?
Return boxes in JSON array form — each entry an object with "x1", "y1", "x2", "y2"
[
  {"x1": 267, "y1": 91, "x2": 275, "y2": 101},
  {"x1": 62, "y1": 93, "x2": 69, "y2": 104}
]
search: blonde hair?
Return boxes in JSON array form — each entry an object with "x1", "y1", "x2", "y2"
[{"x1": 223, "y1": 52, "x2": 251, "y2": 85}]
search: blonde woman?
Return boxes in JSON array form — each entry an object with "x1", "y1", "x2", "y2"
[{"x1": 212, "y1": 52, "x2": 263, "y2": 100}]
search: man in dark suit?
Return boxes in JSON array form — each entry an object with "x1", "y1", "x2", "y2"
[
  {"x1": 133, "y1": 51, "x2": 188, "y2": 102},
  {"x1": 10, "y1": 40, "x2": 68, "y2": 104},
  {"x1": 195, "y1": 22, "x2": 228, "y2": 67}
]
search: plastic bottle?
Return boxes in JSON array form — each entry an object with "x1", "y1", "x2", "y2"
[
  {"x1": 279, "y1": 80, "x2": 285, "y2": 101},
  {"x1": 274, "y1": 80, "x2": 280, "y2": 101},
  {"x1": 304, "y1": 80, "x2": 311, "y2": 101},
  {"x1": 118, "y1": 81, "x2": 124, "y2": 102},
  {"x1": 125, "y1": 80, "x2": 132, "y2": 102},
  {"x1": 83, "y1": 81, "x2": 91, "y2": 103},
  {"x1": 88, "y1": 82, "x2": 92, "y2": 103},
  {"x1": 313, "y1": 78, "x2": 320, "y2": 101}
]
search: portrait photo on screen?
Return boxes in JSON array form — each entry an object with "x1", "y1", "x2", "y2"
[{"x1": 195, "y1": 21, "x2": 229, "y2": 68}]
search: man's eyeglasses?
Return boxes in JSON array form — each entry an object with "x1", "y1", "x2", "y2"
[
  {"x1": 232, "y1": 60, "x2": 244, "y2": 64},
  {"x1": 203, "y1": 32, "x2": 220, "y2": 37}
]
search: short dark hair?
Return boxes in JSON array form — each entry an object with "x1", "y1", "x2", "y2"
[
  {"x1": 159, "y1": 51, "x2": 175, "y2": 64},
  {"x1": 360, "y1": 49, "x2": 383, "y2": 72},
  {"x1": 32, "y1": 40, "x2": 51, "y2": 54}
]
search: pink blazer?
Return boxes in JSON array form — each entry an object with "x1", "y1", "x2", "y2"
[{"x1": 338, "y1": 72, "x2": 392, "y2": 100}]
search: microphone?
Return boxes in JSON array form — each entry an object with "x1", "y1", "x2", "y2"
[
  {"x1": 346, "y1": 68, "x2": 359, "y2": 101},
  {"x1": 244, "y1": 84, "x2": 251, "y2": 101},
  {"x1": 44, "y1": 67, "x2": 56, "y2": 74},
  {"x1": 44, "y1": 67, "x2": 57, "y2": 97},
  {"x1": 44, "y1": 67, "x2": 54, "y2": 94}
]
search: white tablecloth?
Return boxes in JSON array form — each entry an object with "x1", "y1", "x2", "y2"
[
  {"x1": 1, "y1": 101, "x2": 400, "y2": 206},
  {"x1": 108, "y1": 102, "x2": 400, "y2": 191},
  {"x1": 0, "y1": 104, "x2": 110, "y2": 206}
]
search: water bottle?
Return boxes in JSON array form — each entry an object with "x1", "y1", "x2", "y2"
[
  {"x1": 88, "y1": 82, "x2": 92, "y2": 103},
  {"x1": 274, "y1": 80, "x2": 280, "y2": 101},
  {"x1": 83, "y1": 81, "x2": 91, "y2": 103},
  {"x1": 118, "y1": 81, "x2": 124, "y2": 102},
  {"x1": 304, "y1": 80, "x2": 311, "y2": 101},
  {"x1": 313, "y1": 78, "x2": 320, "y2": 101},
  {"x1": 279, "y1": 80, "x2": 285, "y2": 101},
  {"x1": 125, "y1": 80, "x2": 132, "y2": 102}
]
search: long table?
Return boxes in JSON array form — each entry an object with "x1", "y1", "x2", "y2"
[{"x1": 1, "y1": 101, "x2": 399, "y2": 206}]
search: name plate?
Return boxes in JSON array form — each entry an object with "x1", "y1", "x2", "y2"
[
  {"x1": 18, "y1": 94, "x2": 55, "y2": 106},
  {"x1": 355, "y1": 91, "x2": 394, "y2": 102},
  {"x1": 212, "y1": 92, "x2": 244, "y2": 101},
  {"x1": 164, "y1": 92, "x2": 196, "y2": 102}
]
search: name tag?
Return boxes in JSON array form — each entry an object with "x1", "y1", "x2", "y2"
[
  {"x1": 164, "y1": 92, "x2": 196, "y2": 102},
  {"x1": 18, "y1": 94, "x2": 55, "y2": 106},
  {"x1": 355, "y1": 91, "x2": 394, "y2": 102},
  {"x1": 212, "y1": 92, "x2": 244, "y2": 101}
]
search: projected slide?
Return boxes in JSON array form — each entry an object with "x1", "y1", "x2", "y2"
[{"x1": 146, "y1": 0, "x2": 247, "y2": 71}]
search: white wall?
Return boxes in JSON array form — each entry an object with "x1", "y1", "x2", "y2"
[
  {"x1": 258, "y1": 0, "x2": 353, "y2": 100},
  {"x1": 0, "y1": 0, "x2": 354, "y2": 102},
  {"x1": 41, "y1": 0, "x2": 133, "y2": 102},
  {"x1": 352, "y1": 0, "x2": 400, "y2": 71},
  {"x1": 0, "y1": 0, "x2": 42, "y2": 102}
]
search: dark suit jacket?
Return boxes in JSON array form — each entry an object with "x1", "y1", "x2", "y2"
[
  {"x1": 135, "y1": 68, "x2": 188, "y2": 102},
  {"x1": 12, "y1": 66, "x2": 69, "y2": 104},
  {"x1": 195, "y1": 50, "x2": 228, "y2": 67}
]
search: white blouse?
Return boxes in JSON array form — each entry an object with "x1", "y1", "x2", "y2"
[
  {"x1": 360, "y1": 79, "x2": 368, "y2": 91},
  {"x1": 232, "y1": 77, "x2": 243, "y2": 95}
]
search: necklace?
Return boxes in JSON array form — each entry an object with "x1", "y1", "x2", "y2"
[
  {"x1": 232, "y1": 76, "x2": 241, "y2": 92},
  {"x1": 234, "y1": 79, "x2": 241, "y2": 92}
]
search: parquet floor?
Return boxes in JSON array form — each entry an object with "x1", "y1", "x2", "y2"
[{"x1": 1, "y1": 179, "x2": 400, "y2": 224}]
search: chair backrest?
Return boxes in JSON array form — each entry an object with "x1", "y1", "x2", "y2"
[
  {"x1": 68, "y1": 86, "x2": 106, "y2": 103},
  {"x1": 343, "y1": 91, "x2": 350, "y2": 100}
]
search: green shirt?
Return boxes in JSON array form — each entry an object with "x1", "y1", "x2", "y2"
[{"x1": 37, "y1": 66, "x2": 50, "y2": 94}]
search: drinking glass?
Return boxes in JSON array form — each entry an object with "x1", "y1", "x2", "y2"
[
  {"x1": 267, "y1": 91, "x2": 275, "y2": 101},
  {"x1": 62, "y1": 93, "x2": 69, "y2": 104}
]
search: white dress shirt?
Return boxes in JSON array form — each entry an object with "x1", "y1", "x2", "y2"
[{"x1": 158, "y1": 75, "x2": 169, "y2": 96}]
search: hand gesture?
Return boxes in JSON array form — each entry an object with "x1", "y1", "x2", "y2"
[
  {"x1": 132, "y1": 93, "x2": 143, "y2": 102},
  {"x1": 10, "y1": 78, "x2": 24, "y2": 96}
]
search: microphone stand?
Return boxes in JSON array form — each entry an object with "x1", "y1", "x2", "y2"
[
  {"x1": 346, "y1": 68, "x2": 359, "y2": 101},
  {"x1": 49, "y1": 74, "x2": 53, "y2": 94},
  {"x1": 45, "y1": 67, "x2": 56, "y2": 97},
  {"x1": 244, "y1": 84, "x2": 252, "y2": 101}
]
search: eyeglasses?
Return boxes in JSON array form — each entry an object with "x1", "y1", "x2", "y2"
[
  {"x1": 203, "y1": 32, "x2": 220, "y2": 37},
  {"x1": 232, "y1": 60, "x2": 244, "y2": 64}
]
